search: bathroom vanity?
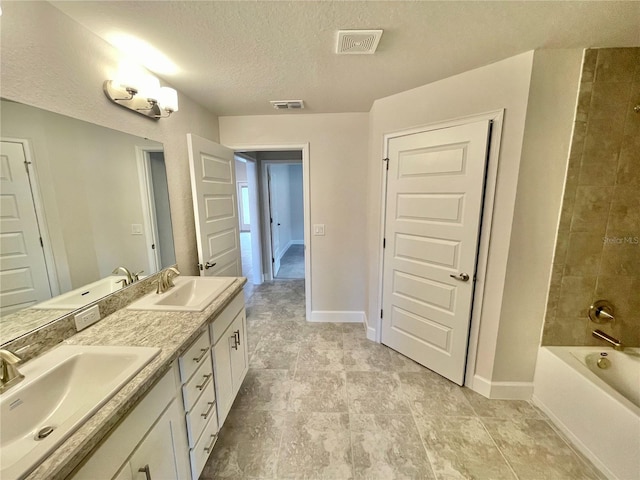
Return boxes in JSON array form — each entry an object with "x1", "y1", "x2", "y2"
[{"x1": 5, "y1": 275, "x2": 247, "y2": 480}]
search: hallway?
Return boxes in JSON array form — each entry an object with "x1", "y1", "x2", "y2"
[{"x1": 202, "y1": 280, "x2": 603, "y2": 480}]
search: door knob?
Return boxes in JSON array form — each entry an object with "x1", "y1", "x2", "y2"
[{"x1": 450, "y1": 273, "x2": 470, "y2": 282}]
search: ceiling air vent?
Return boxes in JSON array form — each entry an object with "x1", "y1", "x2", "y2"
[
  {"x1": 336, "y1": 29, "x2": 383, "y2": 55},
  {"x1": 270, "y1": 100, "x2": 305, "y2": 110}
]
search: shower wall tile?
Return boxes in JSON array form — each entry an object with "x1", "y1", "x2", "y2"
[
  {"x1": 563, "y1": 234, "x2": 602, "y2": 276},
  {"x1": 594, "y1": 48, "x2": 640, "y2": 82},
  {"x1": 581, "y1": 49, "x2": 598, "y2": 83},
  {"x1": 543, "y1": 47, "x2": 640, "y2": 347},
  {"x1": 570, "y1": 186, "x2": 613, "y2": 233}
]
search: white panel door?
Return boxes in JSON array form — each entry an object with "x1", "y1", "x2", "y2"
[
  {"x1": 381, "y1": 120, "x2": 491, "y2": 385},
  {"x1": 187, "y1": 134, "x2": 241, "y2": 277},
  {"x1": 0, "y1": 141, "x2": 52, "y2": 313}
]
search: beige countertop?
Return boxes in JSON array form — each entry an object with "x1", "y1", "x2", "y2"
[{"x1": 25, "y1": 277, "x2": 246, "y2": 480}]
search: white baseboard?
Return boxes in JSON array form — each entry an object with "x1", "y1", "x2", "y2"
[
  {"x1": 309, "y1": 311, "x2": 365, "y2": 323},
  {"x1": 366, "y1": 325, "x2": 376, "y2": 341},
  {"x1": 471, "y1": 375, "x2": 534, "y2": 400},
  {"x1": 291, "y1": 240, "x2": 304, "y2": 245}
]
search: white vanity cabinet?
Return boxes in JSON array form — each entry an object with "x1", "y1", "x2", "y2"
[
  {"x1": 176, "y1": 330, "x2": 219, "y2": 480},
  {"x1": 210, "y1": 292, "x2": 248, "y2": 427},
  {"x1": 71, "y1": 363, "x2": 190, "y2": 480}
]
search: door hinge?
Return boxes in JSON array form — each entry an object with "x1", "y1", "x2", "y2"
[
  {"x1": 383, "y1": 158, "x2": 389, "y2": 170},
  {"x1": 380, "y1": 309, "x2": 383, "y2": 318},
  {"x1": 39, "y1": 237, "x2": 43, "y2": 247},
  {"x1": 272, "y1": 257, "x2": 275, "y2": 263},
  {"x1": 383, "y1": 238, "x2": 386, "y2": 249},
  {"x1": 270, "y1": 217, "x2": 273, "y2": 224}
]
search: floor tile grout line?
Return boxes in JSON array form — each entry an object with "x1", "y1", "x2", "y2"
[
  {"x1": 541, "y1": 417, "x2": 606, "y2": 480},
  {"x1": 404, "y1": 383, "x2": 439, "y2": 480},
  {"x1": 477, "y1": 417, "x2": 521, "y2": 480}
]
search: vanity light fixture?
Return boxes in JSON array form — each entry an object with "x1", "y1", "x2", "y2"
[{"x1": 103, "y1": 78, "x2": 179, "y2": 120}]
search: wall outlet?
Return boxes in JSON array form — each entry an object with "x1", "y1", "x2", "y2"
[
  {"x1": 313, "y1": 224, "x2": 325, "y2": 236},
  {"x1": 74, "y1": 305, "x2": 101, "y2": 331}
]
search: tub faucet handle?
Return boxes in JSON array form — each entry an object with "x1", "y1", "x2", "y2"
[{"x1": 588, "y1": 300, "x2": 615, "y2": 325}]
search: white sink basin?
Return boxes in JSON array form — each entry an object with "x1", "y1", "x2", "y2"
[
  {"x1": 32, "y1": 275, "x2": 131, "y2": 310},
  {"x1": 0, "y1": 344, "x2": 160, "y2": 479},
  {"x1": 127, "y1": 276, "x2": 235, "y2": 312}
]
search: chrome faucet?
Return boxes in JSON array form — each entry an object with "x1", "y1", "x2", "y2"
[
  {"x1": 0, "y1": 349, "x2": 25, "y2": 393},
  {"x1": 592, "y1": 329, "x2": 623, "y2": 351},
  {"x1": 112, "y1": 266, "x2": 134, "y2": 286},
  {"x1": 156, "y1": 267, "x2": 180, "y2": 294}
]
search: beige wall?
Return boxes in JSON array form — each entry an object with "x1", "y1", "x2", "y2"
[
  {"x1": 0, "y1": 1, "x2": 220, "y2": 276},
  {"x1": 367, "y1": 50, "x2": 583, "y2": 390},
  {"x1": 220, "y1": 114, "x2": 369, "y2": 314},
  {"x1": 492, "y1": 50, "x2": 583, "y2": 381},
  {"x1": 542, "y1": 47, "x2": 640, "y2": 348}
]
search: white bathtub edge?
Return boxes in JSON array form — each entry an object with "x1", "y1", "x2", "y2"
[
  {"x1": 534, "y1": 346, "x2": 640, "y2": 480},
  {"x1": 531, "y1": 393, "x2": 618, "y2": 480}
]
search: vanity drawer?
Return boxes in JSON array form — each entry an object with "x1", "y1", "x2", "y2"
[
  {"x1": 189, "y1": 413, "x2": 219, "y2": 480},
  {"x1": 185, "y1": 378, "x2": 217, "y2": 447},
  {"x1": 210, "y1": 292, "x2": 244, "y2": 344},
  {"x1": 182, "y1": 353, "x2": 214, "y2": 411},
  {"x1": 179, "y1": 330, "x2": 210, "y2": 383}
]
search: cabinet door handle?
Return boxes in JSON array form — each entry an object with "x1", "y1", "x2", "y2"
[
  {"x1": 230, "y1": 334, "x2": 238, "y2": 350},
  {"x1": 196, "y1": 373, "x2": 212, "y2": 391},
  {"x1": 201, "y1": 401, "x2": 215, "y2": 420},
  {"x1": 203, "y1": 434, "x2": 217, "y2": 454},
  {"x1": 193, "y1": 348, "x2": 208, "y2": 363},
  {"x1": 138, "y1": 465, "x2": 152, "y2": 480},
  {"x1": 234, "y1": 329, "x2": 241, "y2": 346}
]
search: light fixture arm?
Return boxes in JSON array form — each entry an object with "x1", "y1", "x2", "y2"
[{"x1": 103, "y1": 80, "x2": 177, "y2": 120}]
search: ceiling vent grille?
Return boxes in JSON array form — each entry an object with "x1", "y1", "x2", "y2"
[
  {"x1": 336, "y1": 29, "x2": 383, "y2": 55},
  {"x1": 270, "y1": 100, "x2": 305, "y2": 110}
]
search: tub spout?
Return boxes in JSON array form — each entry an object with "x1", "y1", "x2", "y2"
[{"x1": 592, "y1": 329, "x2": 623, "y2": 351}]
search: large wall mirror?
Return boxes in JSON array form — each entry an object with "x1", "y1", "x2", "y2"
[{"x1": 0, "y1": 99, "x2": 176, "y2": 343}]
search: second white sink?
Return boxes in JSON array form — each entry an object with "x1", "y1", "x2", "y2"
[{"x1": 127, "y1": 276, "x2": 235, "y2": 312}]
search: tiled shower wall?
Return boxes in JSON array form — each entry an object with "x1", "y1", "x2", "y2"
[{"x1": 542, "y1": 47, "x2": 640, "y2": 347}]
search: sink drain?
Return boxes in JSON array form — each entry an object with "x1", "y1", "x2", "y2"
[{"x1": 35, "y1": 426, "x2": 55, "y2": 440}]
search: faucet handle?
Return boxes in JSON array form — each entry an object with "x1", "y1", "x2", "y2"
[
  {"x1": 0, "y1": 349, "x2": 22, "y2": 364},
  {"x1": 132, "y1": 270, "x2": 144, "y2": 282}
]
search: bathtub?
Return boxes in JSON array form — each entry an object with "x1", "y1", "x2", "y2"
[{"x1": 533, "y1": 346, "x2": 640, "y2": 480}]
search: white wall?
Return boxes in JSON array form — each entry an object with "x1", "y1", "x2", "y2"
[
  {"x1": 220, "y1": 114, "x2": 369, "y2": 315},
  {"x1": 367, "y1": 50, "x2": 582, "y2": 392},
  {"x1": 0, "y1": 1, "x2": 219, "y2": 276}
]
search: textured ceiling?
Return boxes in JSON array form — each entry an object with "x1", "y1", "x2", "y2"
[{"x1": 51, "y1": 1, "x2": 640, "y2": 116}]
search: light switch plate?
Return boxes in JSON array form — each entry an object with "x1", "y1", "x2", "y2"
[
  {"x1": 131, "y1": 224, "x2": 143, "y2": 235},
  {"x1": 313, "y1": 224, "x2": 325, "y2": 236},
  {"x1": 75, "y1": 305, "x2": 101, "y2": 331}
]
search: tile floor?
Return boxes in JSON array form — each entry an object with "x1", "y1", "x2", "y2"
[
  {"x1": 275, "y1": 245, "x2": 305, "y2": 279},
  {"x1": 202, "y1": 279, "x2": 605, "y2": 480}
]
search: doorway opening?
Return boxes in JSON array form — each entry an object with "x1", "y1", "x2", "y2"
[
  {"x1": 137, "y1": 149, "x2": 176, "y2": 273},
  {"x1": 231, "y1": 145, "x2": 311, "y2": 321}
]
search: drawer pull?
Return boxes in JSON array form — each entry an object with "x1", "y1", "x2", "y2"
[
  {"x1": 201, "y1": 401, "x2": 215, "y2": 420},
  {"x1": 138, "y1": 465, "x2": 152, "y2": 480},
  {"x1": 193, "y1": 348, "x2": 208, "y2": 363},
  {"x1": 234, "y1": 329, "x2": 241, "y2": 346},
  {"x1": 203, "y1": 434, "x2": 217, "y2": 454},
  {"x1": 231, "y1": 334, "x2": 238, "y2": 350},
  {"x1": 196, "y1": 373, "x2": 212, "y2": 391}
]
